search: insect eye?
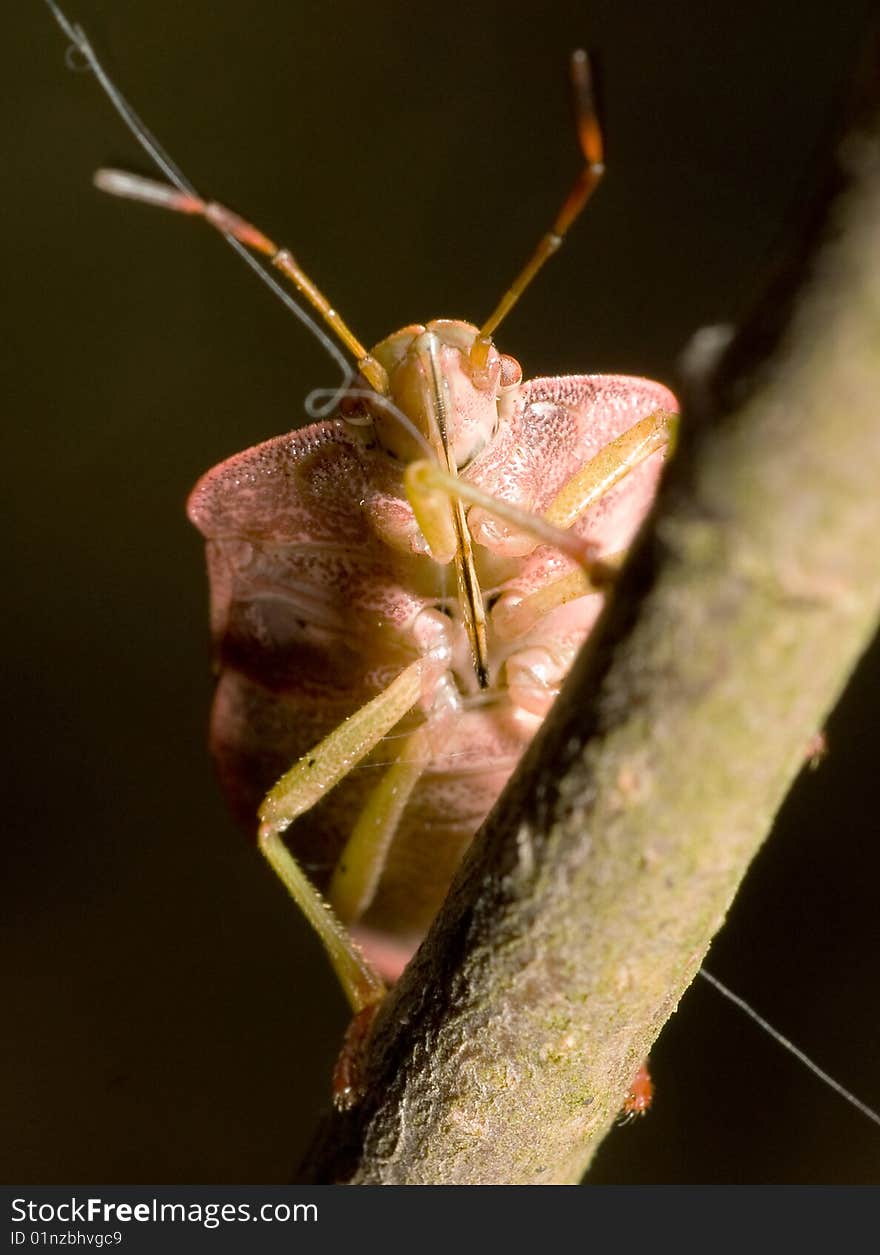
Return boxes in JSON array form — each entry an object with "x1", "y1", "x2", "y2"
[{"x1": 339, "y1": 394, "x2": 369, "y2": 420}]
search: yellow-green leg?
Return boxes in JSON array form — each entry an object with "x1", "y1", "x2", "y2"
[
  {"x1": 406, "y1": 409, "x2": 676, "y2": 647},
  {"x1": 407, "y1": 407, "x2": 676, "y2": 565},
  {"x1": 491, "y1": 556, "x2": 624, "y2": 640},
  {"x1": 257, "y1": 658, "x2": 425, "y2": 1014},
  {"x1": 329, "y1": 727, "x2": 431, "y2": 925},
  {"x1": 543, "y1": 408, "x2": 677, "y2": 529},
  {"x1": 415, "y1": 404, "x2": 674, "y2": 568},
  {"x1": 404, "y1": 460, "x2": 597, "y2": 567},
  {"x1": 493, "y1": 410, "x2": 677, "y2": 633}
]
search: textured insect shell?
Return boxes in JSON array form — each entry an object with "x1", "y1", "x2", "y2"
[{"x1": 187, "y1": 369, "x2": 677, "y2": 976}]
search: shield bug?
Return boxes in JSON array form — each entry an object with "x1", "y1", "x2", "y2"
[{"x1": 83, "y1": 36, "x2": 676, "y2": 1101}]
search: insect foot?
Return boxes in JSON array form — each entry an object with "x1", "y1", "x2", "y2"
[
  {"x1": 619, "y1": 1062, "x2": 654, "y2": 1124},
  {"x1": 332, "y1": 1004, "x2": 382, "y2": 1112}
]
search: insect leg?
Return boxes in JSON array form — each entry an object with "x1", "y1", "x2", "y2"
[
  {"x1": 404, "y1": 461, "x2": 601, "y2": 568},
  {"x1": 456, "y1": 407, "x2": 677, "y2": 567},
  {"x1": 485, "y1": 410, "x2": 675, "y2": 639},
  {"x1": 406, "y1": 409, "x2": 675, "y2": 646},
  {"x1": 491, "y1": 562, "x2": 621, "y2": 641},
  {"x1": 542, "y1": 408, "x2": 677, "y2": 530},
  {"x1": 328, "y1": 728, "x2": 431, "y2": 925},
  {"x1": 619, "y1": 1062, "x2": 654, "y2": 1122},
  {"x1": 257, "y1": 659, "x2": 427, "y2": 1013}
]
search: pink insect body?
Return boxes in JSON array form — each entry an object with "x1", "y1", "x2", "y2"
[{"x1": 187, "y1": 319, "x2": 675, "y2": 980}]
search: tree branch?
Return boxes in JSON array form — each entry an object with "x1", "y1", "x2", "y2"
[{"x1": 298, "y1": 81, "x2": 880, "y2": 1185}]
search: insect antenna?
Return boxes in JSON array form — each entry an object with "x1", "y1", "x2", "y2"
[
  {"x1": 699, "y1": 968, "x2": 880, "y2": 1129},
  {"x1": 93, "y1": 169, "x2": 391, "y2": 396},
  {"x1": 480, "y1": 49, "x2": 605, "y2": 338},
  {"x1": 43, "y1": 0, "x2": 361, "y2": 412}
]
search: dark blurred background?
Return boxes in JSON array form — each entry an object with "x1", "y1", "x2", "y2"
[{"x1": 5, "y1": 0, "x2": 879, "y2": 1184}]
